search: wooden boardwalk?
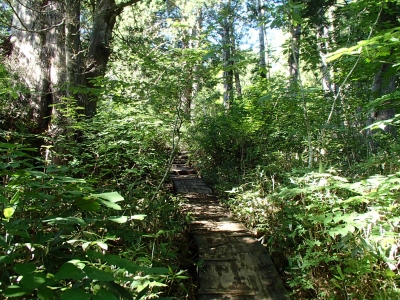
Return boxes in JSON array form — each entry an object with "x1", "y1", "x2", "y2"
[{"x1": 171, "y1": 153, "x2": 288, "y2": 300}]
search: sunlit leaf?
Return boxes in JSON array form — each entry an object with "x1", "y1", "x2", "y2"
[
  {"x1": 94, "y1": 241, "x2": 108, "y2": 251},
  {"x1": 108, "y1": 216, "x2": 128, "y2": 223},
  {"x1": 4, "y1": 207, "x2": 15, "y2": 219},
  {"x1": 92, "y1": 192, "x2": 124, "y2": 202},
  {"x1": 130, "y1": 214, "x2": 147, "y2": 221}
]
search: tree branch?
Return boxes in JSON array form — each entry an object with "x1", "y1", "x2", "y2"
[
  {"x1": 4, "y1": 0, "x2": 65, "y2": 34},
  {"x1": 116, "y1": 0, "x2": 142, "y2": 10}
]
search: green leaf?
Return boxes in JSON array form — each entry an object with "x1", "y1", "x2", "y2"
[
  {"x1": 43, "y1": 217, "x2": 87, "y2": 226},
  {"x1": 92, "y1": 289, "x2": 118, "y2": 300},
  {"x1": 55, "y1": 262, "x2": 85, "y2": 280},
  {"x1": 37, "y1": 286, "x2": 55, "y2": 300},
  {"x1": 108, "y1": 216, "x2": 128, "y2": 223},
  {"x1": 98, "y1": 199, "x2": 122, "y2": 210},
  {"x1": 4, "y1": 207, "x2": 15, "y2": 219},
  {"x1": 0, "y1": 195, "x2": 7, "y2": 203},
  {"x1": 3, "y1": 285, "x2": 31, "y2": 297},
  {"x1": 75, "y1": 198, "x2": 101, "y2": 211},
  {"x1": 14, "y1": 262, "x2": 36, "y2": 275},
  {"x1": 61, "y1": 288, "x2": 91, "y2": 300},
  {"x1": 84, "y1": 266, "x2": 114, "y2": 281},
  {"x1": 27, "y1": 170, "x2": 49, "y2": 178},
  {"x1": 20, "y1": 272, "x2": 47, "y2": 289},
  {"x1": 104, "y1": 255, "x2": 141, "y2": 273},
  {"x1": 0, "y1": 236, "x2": 8, "y2": 248},
  {"x1": 131, "y1": 214, "x2": 147, "y2": 221},
  {"x1": 94, "y1": 241, "x2": 108, "y2": 250},
  {"x1": 0, "y1": 255, "x2": 13, "y2": 263},
  {"x1": 86, "y1": 250, "x2": 104, "y2": 260},
  {"x1": 386, "y1": 269, "x2": 396, "y2": 277},
  {"x1": 53, "y1": 176, "x2": 86, "y2": 183},
  {"x1": 92, "y1": 192, "x2": 124, "y2": 202},
  {"x1": 336, "y1": 266, "x2": 345, "y2": 280}
]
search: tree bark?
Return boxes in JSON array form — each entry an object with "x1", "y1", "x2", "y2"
[
  {"x1": 222, "y1": 16, "x2": 233, "y2": 110},
  {"x1": 257, "y1": 0, "x2": 267, "y2": 79},
  {"x1": 6, "y1": 0, "x2": 141, "y2": 134},
  {"x1": 316, "y1": 14, "x2": 334, "y2": 95},
  {"x1": 288, "y1": 23, "x2": 301, "y2": 84},
  {"x1": 370, "y1": 63, "x2": 397, "y2": 134},
  {"x1": 7, "y1": 1, "x2": 67, "y2": 133}
]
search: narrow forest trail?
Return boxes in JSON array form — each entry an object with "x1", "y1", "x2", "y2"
[{"x1": 171, "y1": 152, "x2": 288, "y2": 300}]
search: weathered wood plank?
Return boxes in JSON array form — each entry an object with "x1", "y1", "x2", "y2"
[{"x1": 172, "y1": 153, "x2": 288, "y2": 300}]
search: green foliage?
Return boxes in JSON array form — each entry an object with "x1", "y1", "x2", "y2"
[
  {"x1": 0, "y1": 73, "x2": 191, "y2": 299},
  {"x1": 227, "y1": 169, "x2": 400, "y2": 299},
  {"x1": 189, "y1": 57, "x2": 400, "y2": 298},
  {"x1": 0, "y1": 138, "x2": 190, "y2": 299}
]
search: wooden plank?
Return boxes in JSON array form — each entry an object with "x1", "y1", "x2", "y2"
[
  {"x1": 172, "y1": 153, "x2": 288, "y2": 299},
  {"x1": 199, "y1": 289, "x2": 256, "y2": 296}
]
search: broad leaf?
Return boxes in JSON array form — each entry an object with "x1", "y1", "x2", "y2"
[
  {"x1": 92, "y1": 192, "x2": 124, "y2": 202},
  {"x1": 84, "y1": 266, "x2": 114, "y2": 281},
  {"x1": 14, "y1": 263, "x2": 36, "y2": 275},
  {"x1": 20, "y1": 272, "x2": 47, "y2": 289},
  {"x1": 55, "y1": 262, "x2": 85, "y2": 280},
  {"x1": 3, "y1": 285, "x2": 31, "y2": 297},
  {"x1": 61, "y1": 288, "x2": 91, "y2": 300},
  {"x1": 108, "y1": 216, "x2": 128, "y2": 223},
  {"x1": 4, "y1": 207, "x2": 15, "y2": 219}
]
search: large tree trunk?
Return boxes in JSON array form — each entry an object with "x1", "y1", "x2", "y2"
[
  {"x1": 6, "y1": 0, "x2": 140, "y2": 134},
  {"x1": 7, "y1": 1, "x2": 67, "y2": 133},
  {"x1": 84, "y1": 0, "x2": 122, "y2": 117},
  {"x1": 370, "y1": 63, "x2": 397, "y2": 134}
]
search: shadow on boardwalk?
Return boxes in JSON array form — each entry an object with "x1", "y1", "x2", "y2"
[{"x1": 171, "y1": 152, "x2": 288, "y2": 300}]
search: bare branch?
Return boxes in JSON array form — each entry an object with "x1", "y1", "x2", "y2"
[{"x1": 4, "y1": 0, "x2": 65, "y2": 34}]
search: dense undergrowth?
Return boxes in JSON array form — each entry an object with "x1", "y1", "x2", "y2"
[
  {"x1": 0, "y1": 90, "x2": 193, "y2": 298},
  {"x1": 188, "y1": 77, "x2": 400, "y2": 299}
]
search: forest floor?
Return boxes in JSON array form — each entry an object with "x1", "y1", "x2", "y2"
[{"x1": 171, "y1": 152, "x2": 288, "y2": 300}]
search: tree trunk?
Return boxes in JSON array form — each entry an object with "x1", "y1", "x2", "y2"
[
  {"x1": 84, "y1": 0, "x2": 121, "y2": 117},
  {"x1": 7, "y1": 1, "x2": 67, "y2": 133},
  {"x1": 190, "y1": 7, "x2": 203, "y2": 121},
  {"x1": 222, "y1": 17, "x2": 234, "y2": 110},
  {"x1": 230, "y1": 22, "x2": 241, "y2": 97},
  {"x1": 370, "y1": 63, "x2": 397, "y2": 134},
  {"x1": 288, "y1": 23, "x2": 301, "y2": 84},
  {"x1": 316, "y1": 17, "x2": 334, "y2": 95},
  {"x1": 257, "y1": 0, "x2": 267, "y2": 79},
  {"x1": 7, "y1": 0, "x2": 140, "y2": 134}
]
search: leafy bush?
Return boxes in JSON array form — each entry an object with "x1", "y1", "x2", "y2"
[
  {"x1": 226, "y1": 168, "x2": 400, "y2": 299},
  {"x1": 0, "y1": 141, "x2": 189, "y2": 299}
]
